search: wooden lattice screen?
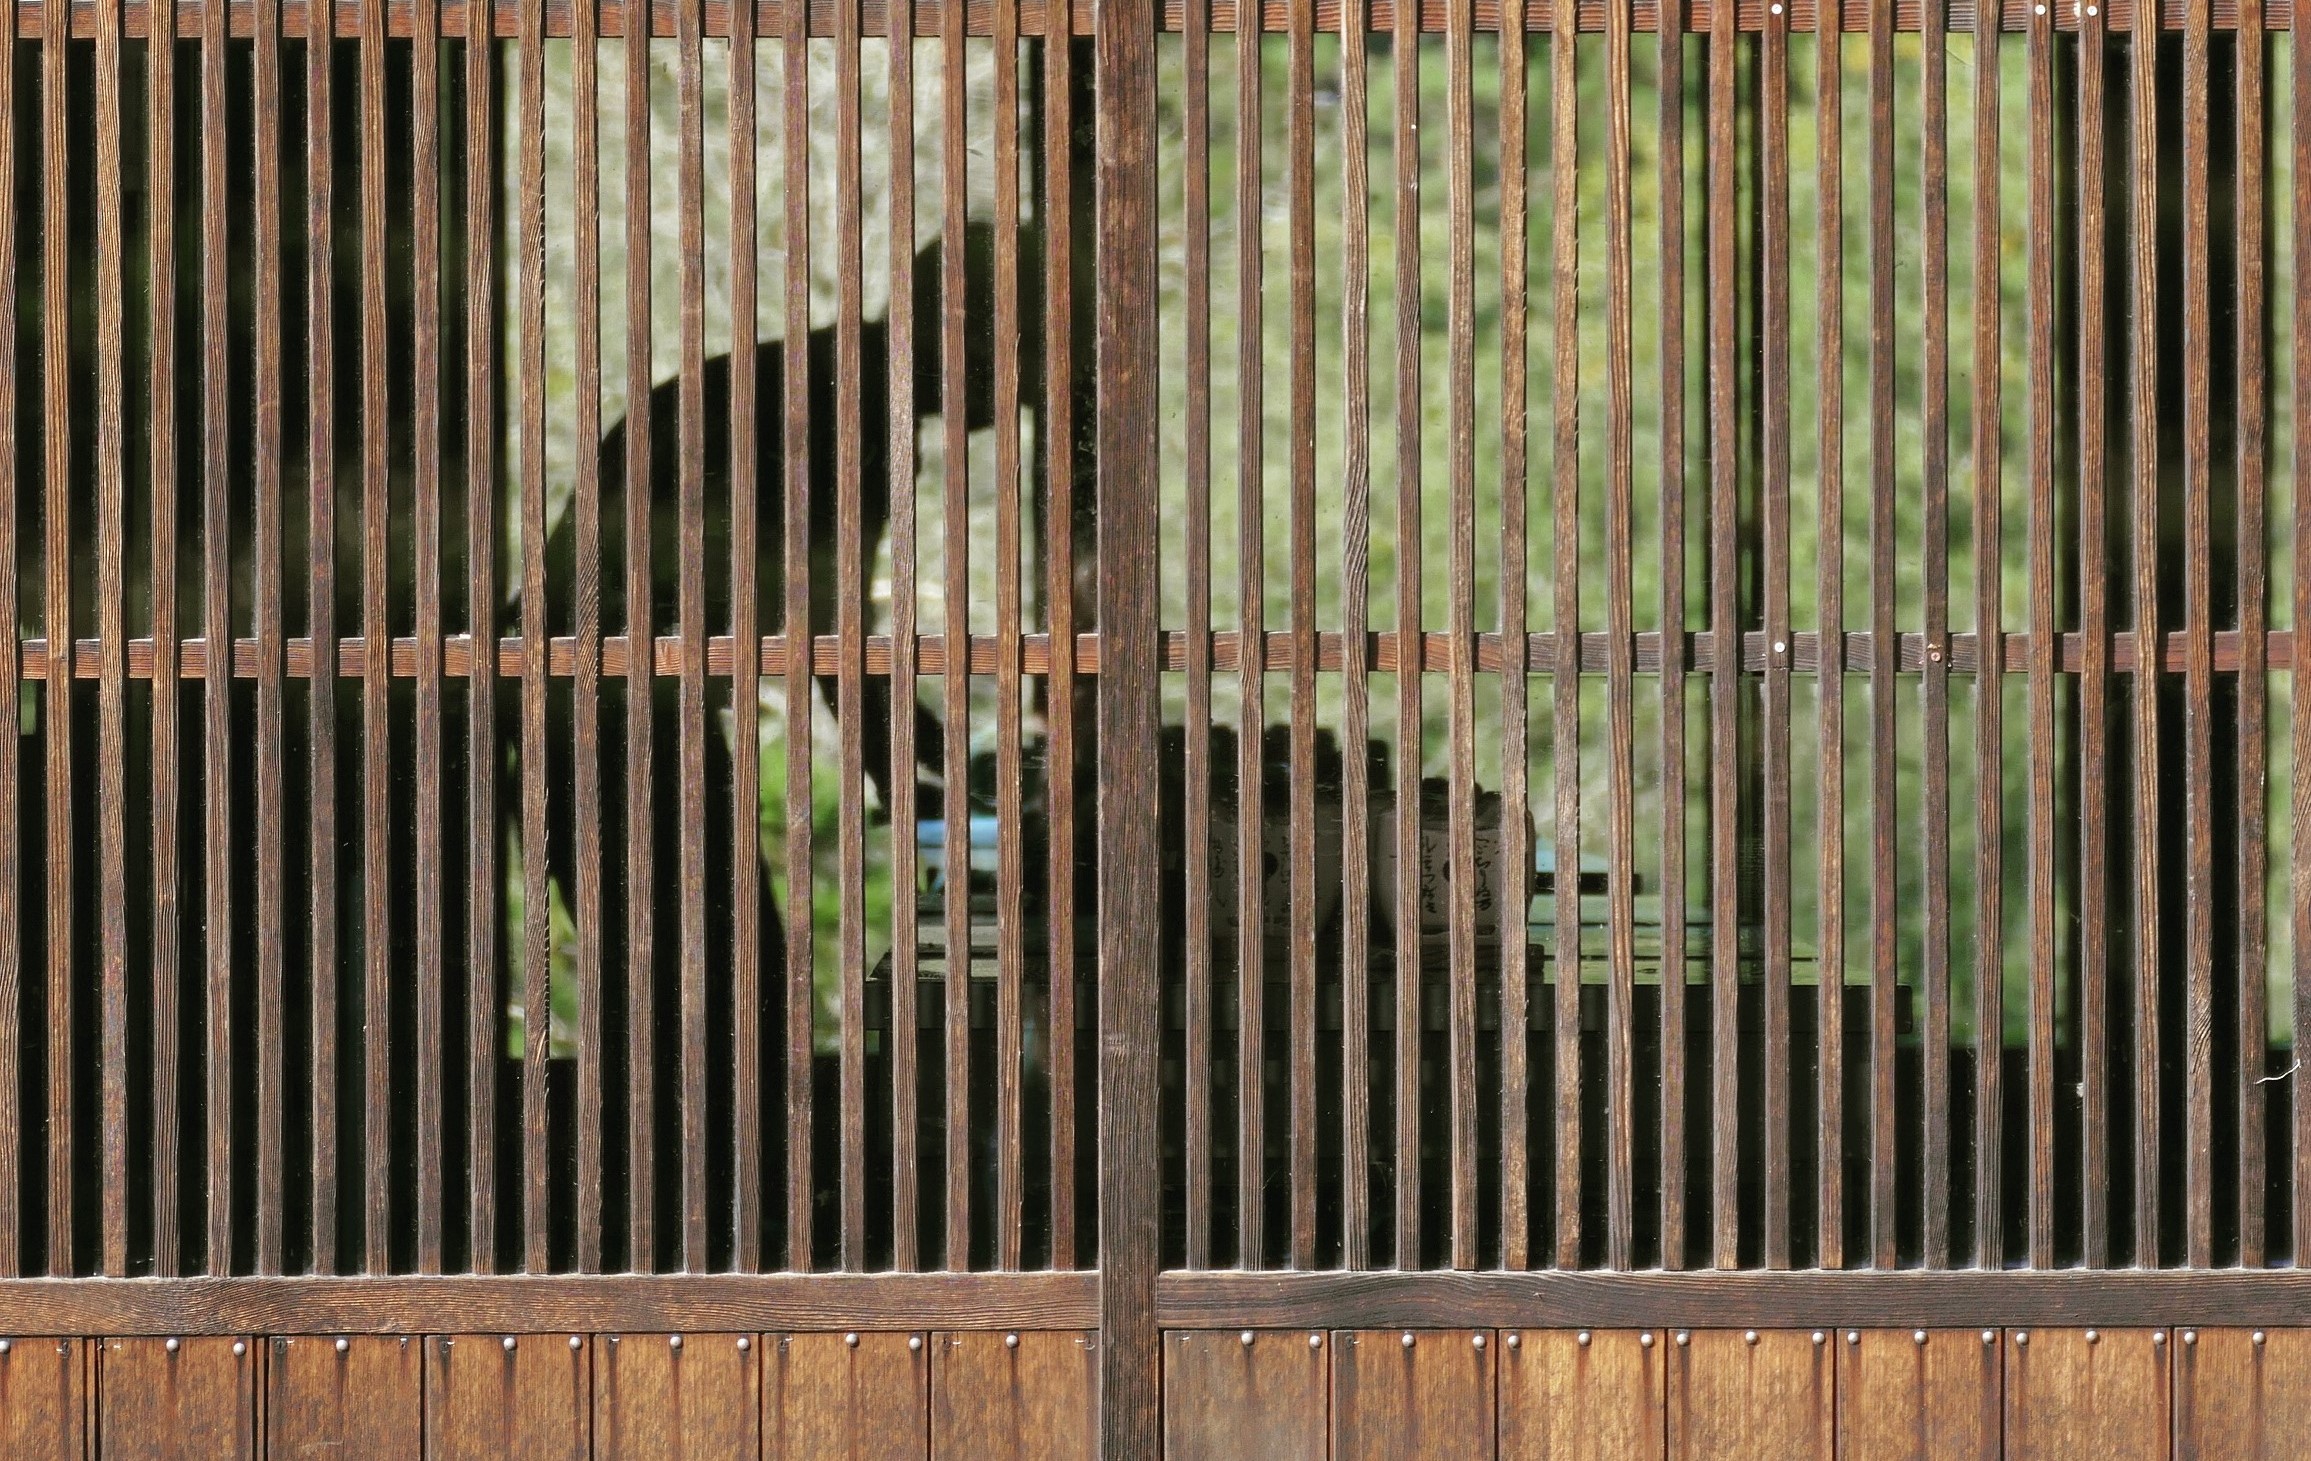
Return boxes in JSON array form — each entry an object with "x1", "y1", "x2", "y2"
[{"x1": 3, "y1": 0, "x2": 2311, "y2": 1453}]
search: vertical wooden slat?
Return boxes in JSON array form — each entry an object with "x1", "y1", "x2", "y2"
[
  {"x1": 2076, "y1": 0, "x2": 2111, "y2": 1271},
  {"x1": 1704, "y1": 0, "x2": 1738, "y2": 1272},
  {"x1": 675, "y1": 0, "x2": 711, "y2": 1276},
  {"x1": 252, "y1": 0, "x2": 288, "y2": 1282},
  {"x1": 2175, "y1": 1328, "x2": 2311, "y2": 1460},
  {"x1": 1040, "y1": 0, "x2": 1079, "y2": 1269},
  {"x1": 1394, "y1": 0, "x2": 1426, "y2": 1272},
  {"x1": 148, "y1": 0, "x2": 183, "y2": 1281},
  {"x1": 1969, "y1": 0, "x2": 2005, "y2": 1273},
  {"x1": 308, "y1": 0, "x2": 338, "y2": 1280},
  {"x1": 96, "y1": 0, "x2": 130, "y2": 1281},
  {"x1": 2130, "y1": 0, "x2": 2164, "y2": 1267},
  {"x1": 784, "y1": 0, "x2": 818, "y2": 1275},
  {"x1": 1835, "y1": 1329, "x2": 2001, "y2": 1461},
  {"x1": 516, "y1": 0, "x2": 553, "y2": 1277},
  {"x1": 1496, "y1": 0, "x2": 1530, "y2": 1275},
  {"x1": 2023, "y1": 0, "x2": 2057, "y2": 1271},
  {"x1": 835, "y1": 0, "x2": 871, "y2": 1274},
  {"x1": 2234, "y1": 0, "x2": 2269, "y2": 1270},
  {"x1": 0, "y1": 0, "x2": 15, "y2": 1282},
  {"x1": 2298, "y1": 0, "x2": 2311, "y2": 1275},
  {"x1": 992, "y1": 0, "x2": 1027, "y2": 1276},
  {"x1": 1163, "y1": 1330, "x2": 1329, "y2": 1460},
  {"x1": 621, "y1": 0, "x2": 656, "y2": 1275},
  {"x1": 2180, "y1": 0, "x2": 2217, "y2": 1271},
  {"x1": 882, "y1": 0, "x2": 917, "y2": 1273},
  {"x1": 1549, "y1": 0, "x2": 1582, "y2": 1273},
  {"x1": 1655, "y1": 0, "x2": 1687, "y2": 1275},
  {"x1": 1095, "y1": 0, "x2": 1163, "y2": 1431},
  {"x1": 361, "y1": 0, "x2": 397, "y2": 1278},
  {"x1": 1337, "y1": 0, "x2": 1378, "y2": 1274},
  {"x1": 1759, "y1": 0, "x2": 1793, "y2": 1273},
  {"x1": 1444, "y1": 0, "x2": 1479, "y2": 1274},
  {"x1": 765, "y1": 1331, "x2": 922, "y2": 1459},
  {"x1": 466, "y1": 0, "x2": 501, "y2": 1276},
  {"x1": 1920, "y1": 0, "x2": 1954, "y2": 1270},
  {"x1": 1291, "y1": 0, "x2": 1324, "y2": 1273},
  {"x1": 1235, "y1": 0, "x2": 1269, "y2": 1273},
  {"x1": 39, "y1": 0, "x2": 72, "y2": 1279},
  {"x1": 597, "y1": 1332, "x2": 762, "y2": 1457},
  {"x1": 413, "y1": 0, "x2": 448, "y2": 1282},
  {"x1": 198, "y1": 0, "x2": 229, "y2": 1278},
  {"x1": 978, "y1": 0, "x2": 1022, "y2": 1280},
  {"x1": 1865, "y1": 0, "x2": 1900, "y2": 1272},
  {"x1": 571, "y1": 0, "x2": 606, "y2": 1278},
  {"x1": 936, "y1": 0, "x2": 968, "y2": 1272},
  {"x1": 267, "y1": 1335, "x2": 423, "y2": 1455},
  {"x1": 1813, "y1": 0, "x2": 1846, "y2": 1273},
  {"x1": 1331, "y1": 1330, "x2": 1498, "y2": 1459},
  {"x1": 1183, "y1": 0, "x2": 1215, "y2": 1275},
  {"x1": 1602, "y1": 0, "x2": 1638, "y2": 1277},
  {"x1": 732, "y1": 0, "x2": 765, "y2": 1277}
]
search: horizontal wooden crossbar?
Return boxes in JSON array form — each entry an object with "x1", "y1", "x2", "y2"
[
  {"x1": 1156, "y1": 1268, "x2": 2311, "y2": 1330},
  {"x1": 0, "y1": 1273, "x2": 1100, "y2": 1336},
  {"x1": 5, "y1": 0, "x2": 2285, "y2": 39},
  {"x1": 13, "y1": 627, "x2": 2298, "y2": 680}
]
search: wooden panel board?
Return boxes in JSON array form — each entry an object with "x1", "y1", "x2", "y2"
[
  {"x1": 2003, "y1": 1327, "x2": 2170, "y2": 1461},
  {"x1": 267, "y1": 1334, "x2": 422, "y2": 1457},
  {"x1": 424, "y1": 1332, "x2": 590, "y2": 1460},
  {"x1": 1329, "y1": 1328, "x2": 1497, "y2": 1459},
  {"x1": 595, "y1": 1332, "x2": 761, "y2": 1459},
  {"x1": 1162, "y1": 1329, "x2": 1329, "y2": 1460},
  {"x1": 98, "y1": 1335, "x2": 256, "y2": 1457},
  {"x1": 1497, "y1": 1329, "x2": 1664, "y2": 1460},
  {"x1": 2176, "y1": 1328, "x2": 2311, "y2": 1460},
  {"x1": 1667, "y1": 1328, "x2": 1832, "y2": 1461},
  {"x1": 1835, "y1": 1328, "x2": 2000, "y2": 1460},
  {"x1": 930, "y1": 1330, "x2": 1097, "y2": 1460},
  {"x1": 764, "y1": 1331, "x2": 924, "y2": 1460},
  {"x1": 0, "y1": 1338, "x2": 84, "y2": 1459}
]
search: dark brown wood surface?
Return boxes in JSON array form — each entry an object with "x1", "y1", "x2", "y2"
[
  {"x1": 267, "y1": 1335, "x2": 423, "y2": 1457},
  {"x1": 765, "y1": 1331, "x2": 923, "y2": 1459},
  {"x1": 1162, "y1": 1330, "x2": 1328, "y2": 1460},
  {"x1": 425, "y1": 1333, "x2": 591, "y2": 1460},
  {"x1": 1330, "y1": 1329, "x2": 1496, "y2": 1458},
  {"x1": 1835, "y1": 1329, "x2": 2000, "y2": 1461},
  {"x1": 0, "y1": 1339, "x2": 83, "y2": 1459},
  {"x1": 597, "y1": 1332, "x2": 761, "y2": 1458},
  {"x1": 2004, "y1": 1327, "x2": 2170, "y2": 1460},
  {"x1": 2175, "y1": 1328, "x2": 2311, "y2": 1460},
  {"x1": 1667, "y1": 1329, "x2": 1832, "y2": 1461},
  {"x1": 930, "y1": 1330, "x2": 1098, "y2": 1459},
  {"x1": 99, "y1": 1336, "x2": 257, "y2": 1457},
  {"x1": 1497, "y1": 1329, "x2": 1664, "y2": 1460}
]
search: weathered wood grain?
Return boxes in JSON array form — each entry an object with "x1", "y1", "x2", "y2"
[
  {"x1": 1667, "y1": 1328, "x2": 1832, "y2": 1460},
  {"x1": 1163, "y1": 1330, "x2": 1328, "y2": 1460},
  {"x1": 1330, "y1": 1329, "x2": 1497, "y2": 1458},
  {"x1": 597, "y1": 1332, "x2": 761, "y2": 1458},
  {"x1": 1498, "y1": 1329, "x2": 1664, "y2": 1460},
  {"x1": 0, "y1": 1339, "x2": 83, "y2": 1459},
  {"x1": 266, "y1": 1334, "x2": 422, "y2": 1456},
  {"x1": 2175, "y1": 1328, "x2": 2311, "y2": 1460},
  {"x1": 1835, "y1": 1328, "x2": 1999, "y2": 1460},
  {"x1": 424, "y1": 1332, "x2": 590, "y2": 1459},
  {"x1": 2003, "y1": 1327, "x2": 2170, "y2": 1460},
  {"x1": 930, "y1": 1330, "x2": 1098, "y2": 1459},
  {"x1": 765, "y1": 1331, "x2": 924, "y2": 1459},
  {"x1": 99, "y1": 1336, "x2": 257, "y2": 1457}
]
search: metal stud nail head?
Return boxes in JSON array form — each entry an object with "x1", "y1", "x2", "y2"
[
  {"x1": 165, "y1": 1337, "x2": 180, "y2": 1354},
  {"x1": 503, "y1": 1336, "x2": 517, "y2": 1353},
  {"x1": 1005, "y1": 1333, "x2": 1020, "y2": 1350},
  {"x1": 2153, "y1": 1332, "x2": 2166, "y2": 1346},
  {"x1": 569, "y1": 1336, "x2": 583, "y2": 1351},
  {"x1": 2016, "y1": 1332, "x2": 2029, "y2": 1346},
  {"x1": 1507, "y1": 1333, "x2": 1523, "y2": 1350},
  {"x1": 1401, "y1": 1332, "x2": 1415, "y2": 1349},
  {"x1": 2253, "y1": 1332, "x2": 2267, "y2": 1347},
  {"x1": 1982, "y1": 1331, "x2": 1996, "y2": 1346},
  {"x1": 1811, "y1": 1332, "x2": 1825, "y2": 1346},
  {"x1": 232, "y1": 1342, "x2": 246, "y2": 1358},
  {"x1": 2182, "y1": 1331, "x2": 2196, "y2": 1346},
  {"x1": 336, "y1": 1337, "x2": 350, "y2": 1355},
  {"x1": 1913, "y1": 1331, "x2": 1927, "y2": 1346},
  {"x1": 1744, "y1": 1331, "x2": 1759, "y2": 1346},
  {"x1": 1240, "y1": 1331, "x2": 1255, "y2": 1348},
  {"x1": 1309, "y1": 1334, "x2": 1323, "y2": 1349},
  {"x1": 845, "y1": 1333, "x2": 859, "y2": 1349},
  {"x1": 2086, "y1": 1330, "x2": 2099, "y2": 1344},
  {"x1": 1472, "y1": 1333, "x2": 1486, "y2": 1350},
  {"x1": 671, "y1": 1334, "x2": 685, "y2": 1351},
  {"x1": 738, "y1": 1337, "x2": 753, "y2": 1352},
  {"x1": 1675, "y1": 1331, "x2": 1690, "y2": 1347},
  {"x1": 1639, "y1": 1333, "x2": 1653, "y2": 1349},
  {"x1": 0, "y1": 1340, "x2": 12, "y2": 1356},
  {"x1": 1577, "y1": 1332, "x2": 1591, "y2": 1348},
  {"x1": 909, "y1": 1335, "x2": 923, "y2": 1352},
  {"x1": 1846, "y1": 1332, "x2": 1860, "y2": 1346}
]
